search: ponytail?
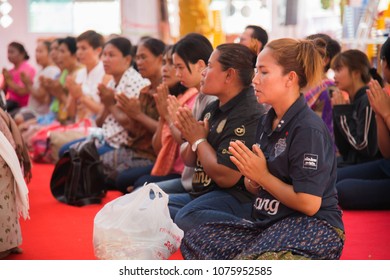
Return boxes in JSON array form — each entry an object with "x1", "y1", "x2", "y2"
[
  {"x1": 267, "y1": 38, "x2": 325, "y2": 89},
  {"x1": 369, "y1": 68, "x2": 384, "y2": 87},
  {"x1": 296, "y1": 38, "x2": 326, "y2": 89}
]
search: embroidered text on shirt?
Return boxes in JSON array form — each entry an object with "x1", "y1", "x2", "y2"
[
  {"x1": 303, "y1": 153, "x2": 318, "y2": 170},
  {"x1": 254, "y1": 197, "x2": 280, "y2": 215}
]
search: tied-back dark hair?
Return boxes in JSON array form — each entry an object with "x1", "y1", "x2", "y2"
[
  {"x1": 139, "y1": 37, "x2": 166, "y2": 57},
  {"x1": 163, "y1": 45, "x2": 187, "y2": 96},
  {"x1": 77, "y1": 30, "x2": 105, "y2": 49},
  {"x1": 9, "y1": 42, "x2": 29, "y2": 60},
  {"x1": 105, "y1": 37, "x2": 132, "y2": 57},
  {"x1": 332, "y1": 49, "x2": 383, "y2": 87},
  {"x1": 246, "y1": 25, "x2": 268, "y2": 51},
  {"x1": 381, "y1": 37, "x2": 390, "y2": 67},
  {"x1": 172, "y1": 33, "x2": 213, "y2": 73},
  {"x1": 306, "y1": 33, "x2": 341, "y2": 72},
  {"x1": 369, "y1": 68, "x2": 384, "y2": 87},
  {"x1": 216, "y1": 43, "x2": 255, "y2": 87},
  {"x1": 58, "y1": 36, "x2": 77, "y2": 55}
]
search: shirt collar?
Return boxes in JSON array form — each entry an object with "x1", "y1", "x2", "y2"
[
  {"x1": 354, "y1": 86, "x2": 369, "y2": 102},
  {"x1": 218, "y1": 86, "x2": 253, "y2": 113},
  {"x1": 262, "y1": 94, "x2": 307, "y2": 134}
]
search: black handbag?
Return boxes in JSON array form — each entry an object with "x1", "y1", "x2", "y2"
[{"x1": 50, "y1": 139, "x2": 106, "y2": 206}]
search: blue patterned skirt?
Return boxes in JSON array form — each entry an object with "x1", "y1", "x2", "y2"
[{"x1": 181, "y1": 215, "x2": 345, "y2": 260}]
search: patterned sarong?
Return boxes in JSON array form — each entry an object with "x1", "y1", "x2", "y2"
[{"x1": 181, "y1": 215, "x2": 345, "y2": 260}]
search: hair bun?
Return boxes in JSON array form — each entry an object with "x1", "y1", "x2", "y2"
[{"x1": 312, "y1": 38, "x2": 326, "y2": 59}]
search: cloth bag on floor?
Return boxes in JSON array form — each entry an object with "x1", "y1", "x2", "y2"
[{"x1": 93, "y1": 183, "x2": 184, "y2": 260}]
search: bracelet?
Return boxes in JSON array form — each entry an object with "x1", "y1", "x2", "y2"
[
  {"x1": 247, "y1": 178, "x2": 260, "y2": 189},
  {"x1": 191, "y1": 138, "x2": 207, "y2": 152}
]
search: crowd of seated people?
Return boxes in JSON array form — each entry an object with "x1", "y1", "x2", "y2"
[{"x1": 1, "y1": 25, "x2": 389, "y2": 260}]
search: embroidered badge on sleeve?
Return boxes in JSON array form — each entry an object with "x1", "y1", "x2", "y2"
[{"x1": 303, "y1": 153, "x2": 318, "y2": 170}]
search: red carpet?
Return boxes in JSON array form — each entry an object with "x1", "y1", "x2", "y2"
[
  {"x1": 6, "y1": 163, "x2": 390, "y2": 260},
  {"x1": 7, "y1": 163, "x2": 122, "y2": 260}
]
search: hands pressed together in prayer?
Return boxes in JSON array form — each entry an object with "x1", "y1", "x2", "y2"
[
  {"x1": 153, "y1": 84, "x2": 171, "y2": 122},
  {"x1": 65, "y1": 76, "x2": 83, "y2": 99},
  {"x1": 98, "y1": 83, "x2": 116, "y2": 107},
  {"x1": 2, "y1": 68, "x2": 11, "y2": 85},
  {"x1": 20, "y1": 72, "x2": 33, "y2": 89},
  {"x1": 228, "y1": 140, "x2": 269, "y2": 192},
  {"x1": 367, "y1": 79, "x2": 390, "y2": 121},
  {"x1": 115, "y1": 92, "x2": 142, "y2": 120},
  {"x1": 41, "y1": 77, "x2": 63, "y2": 99},
  {"x1": 173, "y1": 105, "x2": 208, "y2": 145},
  {"x1": 331, "y1": 89, "x2": 349, "y2": 106}
]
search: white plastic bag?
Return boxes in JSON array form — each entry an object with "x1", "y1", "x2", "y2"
[{"x1": 93, "y1": 183, "x2": 184, "y2": 260}]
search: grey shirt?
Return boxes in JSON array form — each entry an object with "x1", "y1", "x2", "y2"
[{"x1": 180, "y1": 93, "x2": 218, "y2": 191}]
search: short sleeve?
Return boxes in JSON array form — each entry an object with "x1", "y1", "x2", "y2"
[{"x1": 288, "y1": 127, "x2": 335, "y2": 196}]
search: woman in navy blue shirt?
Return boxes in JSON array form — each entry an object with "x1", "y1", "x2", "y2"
[{"x1": 180, "y1": 38, "x2": 345, "y2": 260}]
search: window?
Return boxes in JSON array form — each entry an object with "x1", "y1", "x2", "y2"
[{"x1": 28, "y1": 0, "x2": 121, "y2": 34}]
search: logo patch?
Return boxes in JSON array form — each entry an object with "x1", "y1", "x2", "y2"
[
  {"x1": 222, "y1": 148, "x2": 232, "y2": 155},
  {"x1": 204, "y1": 112, "x2": 211, "y2": 121},
  {"x1": 216, "y1": 118, "x2": 227, "y2": 133},
  {"x1": 274, "y1": 138, "x2": 286, "y2": 157},
  {"x1": 303, "y1": 153, "x2": 318, "y2": 170},
  {"x1": 234, "y1": 125, "x2": 245, "y2": 136}
]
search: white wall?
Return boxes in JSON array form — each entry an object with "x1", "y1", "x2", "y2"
[
  {"x1": 0, "y1": 0, "x2": 160, "y2": 71},
  {"x1": 0, "y1": 0, "x2": 344, "y2": 71},
  {"x1": 0, "y1": 0, "x2": 51, "y2": 70},
  {"x1": 121, "y1": 0, "x2": 160, "y2": 43}
]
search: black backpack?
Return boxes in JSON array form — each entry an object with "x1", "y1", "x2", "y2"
[{"x1": 50, "y1": 139, "x2": 106, "y2": 206}]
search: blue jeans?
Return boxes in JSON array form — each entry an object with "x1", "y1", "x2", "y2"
[
  {"x1": 336, "y1": 159, "x2": 390, "y2": 209},
  {"x1": 168, "y1": 193, "x2": 192, "y2": 220},
  {"x1": 156, "y1": 178, "x2": 186, "y2": 194},
  {"x1": 135, "y1": 173, "x2": 181, "y2": 189},
  {"x1": 116, "y1": 165, "x2": 154, "y2": 193},
  {"x1": 172, "y1": 190, "x2": 254, "y2": 232},
  {"x1": 115, "y1": 164, "x2": 181, "y2": 193}
]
